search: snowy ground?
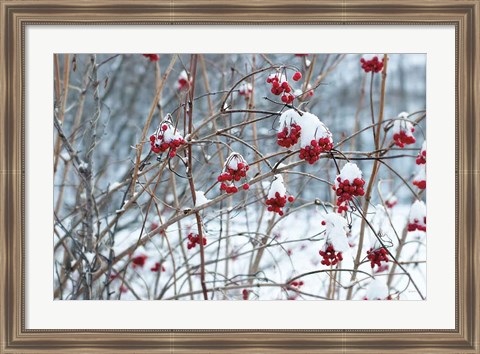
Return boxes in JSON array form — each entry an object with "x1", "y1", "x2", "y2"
[{"x1": 71, "y1": 201, "x2": 425, "y2": 301}]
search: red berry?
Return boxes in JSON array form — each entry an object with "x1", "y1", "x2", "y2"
[
  {"x1": 360, "y1": 56, "x2": 384, "y2": 73},
  {"x1": 292, "y1": 71, "x2": 302, "y2": 81}
]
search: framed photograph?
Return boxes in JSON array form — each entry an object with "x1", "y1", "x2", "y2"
[{"x1": 1, "y1": 0, "x2": 479, "y2": 352}]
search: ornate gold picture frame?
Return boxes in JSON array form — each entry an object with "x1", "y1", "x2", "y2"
[{"x1": 1, "y1": 0, "x2": 479, "y2": 352}]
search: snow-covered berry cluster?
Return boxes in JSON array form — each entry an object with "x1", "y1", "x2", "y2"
[
  {"x1": 413, "y1": 165, "x2": 426, "y2": 190},
  {"x1": 319, "y1": 213, "x2": 350, "y2": 266},
  {"x1": 385, "y1": 194, "x2": 398, "y2": 209},
  {"x1": 299, "y1": 138, "x2": 334, "y2": 164},
  {"x1": 218, "y1": 152, "x2": 250, "y2": 194},
  {"x1": 142, "y1": 54, "x2": 159, "y2": 61},
  {"x1": 366, "y1": 247, "x2": 389, "y2": 269},
  {"x1": 149, "y1": 116, "x2": 186, "y2": 158},
  {"x1": 416, "y1": 141, "x2": 427, "y2": 165},
  {"x1": 407, "y1": 200, "x2": 426, "y2": 232},
  {"x1": 277, "y1": 123, "x2": 302, "y2": 148},
  {"x1": 276, "y1": 109, "x2": 302, "y2": 148},
  {"x1": 319, "y1": 244, "x2": 344, "y2": 266},
  {"x1": 186, "y1": 232, "x2": 207, "y2": 250},
  {"x1": 297, "y1": 111, "x2": 333, "y2": 164},
  {"x1": 266, "y1": 72, "x2": 295, "y2": 104},
  {"x1": 393, "y1": 112, "x2": 416, "y2": 148},
  {"x1": 275, "y1": 109, "x2": 332, "y2": 164},
  {"x1": 238, "y1": 82, "x2": 253, "y2": 100},
  {"x1": 332, "y1": 162, "x2": 366, "y2": 213},
  {"x1": 360, "y1": 56, "x2": 384, "y2": 73},
  {"x1": 177, "y1": 70, "x2": 192, "y2": 91},
  {"x1": 265, "y1": 175, "x2": 294, "y2": 216}
]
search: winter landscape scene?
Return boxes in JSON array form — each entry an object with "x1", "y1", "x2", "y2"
[{"x1": 53, "y1": 53, "x2": 426, "y2": 300}]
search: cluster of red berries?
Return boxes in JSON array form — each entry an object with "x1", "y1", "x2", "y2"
[
  {"x1": 266, "y1": 192, "x2": 294, "y2": 216},
  {"x1": 132, "y1": 255, "x2": 148, "y2": 268},
  {"x1": 149, "y1": 124, "x2": 186, "y2": 158},
  {"x1": 266, "y1": 73, "x2": 295, "y2": 104},
  {"x1": 242, "y1": 289, "x2": 249, "y2": 300},
  {"x1": 142, "y1": 54, "x2": 159, "y2": 61},
  {"x1": 289, "y1": 280, "x2": 304, "y2": 288},
  {"x1": 277, "y1": 123, "x2": 301, "y2": 148},
  {"x1": 186, "y1": 232, "x2": 207, "y2": 250},
  {"x1": 285, "y1": 280, "x2": 304, "y2": 300},
  {"x1": 366, "y1": 248, "x2": 389, "y2": 269},
  {"x1": 416, "y1": 149, "x2": 426, "y2": 165},
  {"x1": 393, "y1": 128, "x2": 416, "y2": 148},
  {"x1": 413, "y1": 179, "x2": 426, "y2": 190},
  {"x1": 332, "y1": 177, "x2": 366, "y2": 213},
  {"x1": 299, "y1": 137, "x2": 334, "y2": 164},
  {"x1": 218, "y1": 158, "x2": 250, "y2": 194},
  {"x1": 408, "y1": 217, "x2": 427, "y2": 232},
  {"x1": 360, "y1": 56, "x2": 384, "y2": 73},
  {"x1": 150, "y1": 262, "x2": 166, "y2": 272},
  {"x1": 319, "y1": 244, "x2": 343, "y2": 266}
]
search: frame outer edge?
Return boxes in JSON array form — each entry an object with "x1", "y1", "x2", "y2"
[
  {"x1": 465, "y1": 0, "x2": 480, "y2": 351},
  {"x1": 0, "y1": 0, "x2": 479, "y2": 352},
  {"x1": 0, "y1": 0, "x2": 6, "y2": 349}
]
